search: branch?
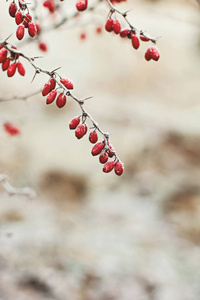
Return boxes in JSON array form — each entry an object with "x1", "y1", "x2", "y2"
[{"x1": 0, "y1": 174, "x2": 36, "y2": 198}]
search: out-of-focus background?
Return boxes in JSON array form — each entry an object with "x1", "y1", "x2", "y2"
[{"x1": 0, "y1": 0, "x2": 200, "y2": 299}]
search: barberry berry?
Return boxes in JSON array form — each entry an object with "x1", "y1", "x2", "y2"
[
  {"x1": 91, "y1": 141, "x2": 105, "y2": 156},
  {"x1": 60, "y1": 78, "x2": 74, "y2": 90},
  {"x1": 2, "y1": 58, "x2": 10, "y2": 71},
  {"x1": 105, "y1": 19, "x2": 113, "y2": 32},
  {"x1": 56, "y1": 93, "x2": 67, "y2": 108},
  {"x1": 46, "y1": 90, "x2": 57, "y2": 104},
  {"x1": 38, "y1": 42, "x2": 48, "y2": 52},
  {"x1": 76, "y1": 0, "x2": 88, "y2": 11},
  {"x1": 28, "y1": 22, "x2": 37, "y2": 37},
  {"x1": 16, "y1": 24, "x2": 25, "y2": 40},
  {"x1": 15, "y1": 11, "x2": 23, "y2": 25},
  {"x1": 7, "y1": 63, "x2": 17, "y2": 77},
  {"x1": 103, "y1": 161, "x2": 115, "y2": 173},
  {"x1": 113, "y1": 20, "x2": 121, "y2": 34},
  {"x1": 99, "y1": 152, "x2": 109, "y2": 164},
  {"x1": 114, "y1": 161, "x2": 124, "y2": 176},
  {"x1": 17, "y1": 62, "x2": 25, "y2": 76},
  {"x1": 89, "y1": 131, "x2": 98, "y2": 143},
  {"x1": 131, "y1": 35, "x2": 140, "y2": 49},
  {"x1": 9, "y1": 2, "x2": 17, "y2": 18},
  {"x1": 42, "y1": 82, "x2": 51, "y2": 96},
  {"x1": 75, "y1": 123, "x2": 87, "y2": 139},
  {"x1": 69, "y1": 117, "x2": 80, "y2": 130}
]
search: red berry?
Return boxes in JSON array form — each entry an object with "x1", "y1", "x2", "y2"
[
  {"x1": 49, "y1": 78, "x2": 56, "y2": 91},
  {"x1": 131, "y1": 35, "x2": 140, "y2": 49},
  {"x1": 91, "y1": 141, "x2": 105, "y2": 156},
  {"x1": 146, "y1": 46, "x2": 160, "y2": 61},
  {"x1": 38, "y1": 42, "x2": 48, "y2": 52},
  {"x1": 96, "y1": 26, "x2": 102, "y2": 34},
  {"x1": 43, "y1": 0, "x2": 56, "y2": 13},
  {"x1": 105, "y1": 19, "x2": 113, "y2": 32},
  {"x1": 120, "y1": 29, "x2": 129, "y2": 38},
  {"x1": 23, "y1": 13, "x2": 32, "y2": 28},
  {"x1": 75, "y1": 123, "x2": 87, "y2": 139},
  {"x1": 9, "y1": 2, "x2": 17, "y2": 18},
  {"x1": 7, "y1": 63, "x2": 17, "y2": 77},
  {"x1": 46, "y1": 90, "x2": 57, "y2": 104},
  {"x1": 17, "y1": 62, "x2": 25, "y2": 76},
  {"x1": 15, "y1": 11, "x2": 23, "y2": 25},
  {"x1": 107, "y1": 143, "x2": 115, "y2": 158},
  {"x1": 144, "y1": 49, "x2": 151, "y2": 61},
  {"x1": 16, "y1": 25, "x2": 25, "y2": 40},
  {"x1": 89, "y1": 131, "x2": 98, "y2": 143},
  {"x1": 103, "y1": 161, "x2": 115, "y2": 173},
  {"x1": 69, "y1": 117, "x2": 80, "y2": 130},
  {"x1": 2, "y1": 58, "x2": 10, "y2": 71},
  {"x1": 56, "y1": 93, "x2": 66, "y2": 108},
  {"x1": 83, "y1": 123, "x2": 88, "y2": 134},
  {"x1": 35, "y1": 23, "x2": 41, "y2": 35},
  {"x1": 99, "y1": 152, "x2": 109, "y2": 164},
  {"x1": 114, "y1": 161, "x2": 124, "y2": 176},
  {"x1": 80, "y1": 32, "x2": 86, "y2": 40},
  {"x1": 76, "y1": 0, "x2": 88, "y2": 11},
  {"x1": 4, "y1": 123, "x2": 20, "y2": 136},
  {"x1": 140, "y1": 35, "x2": 150, "y2": 42},
  {"x1": 0, "y1": 48, "x2": 8, "y2": 63},
  {"x1": 113, "y1": 20, "x2": 121, "y2": 34},
  {"x1": 28, "y1": 22, "x2": 37, "y2": 37},
  {"x1": 60, "y1": 78, "x2": 73, "y2": 90},
  {"x1": 42, "y1": 82, "x2": 51, "y2": 96}
]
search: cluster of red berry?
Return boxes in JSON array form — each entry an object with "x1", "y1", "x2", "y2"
[
  {"x1": 105, "y1": 18, "x2": 160, "y2": 61},
  {"x1": 42, "y1": 77, "x2": 73, "y2": 108},
  {"x1": 0, "y1": 45, "x2": 25, "y2": 76},
  {"x1": 69, "y1": 117, "x2": 124, "y2": 175},
  {"x1": 8, "y1": 2, "x2": 37, "y2": 40}
]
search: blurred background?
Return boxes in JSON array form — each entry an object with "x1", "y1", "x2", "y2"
[{"x1": 0, "y1": 0, "x2": 200, "y2": 299}]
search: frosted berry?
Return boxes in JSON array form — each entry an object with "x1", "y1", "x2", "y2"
[
  {"x1": 42, "y1": 82, "x2": 51, "y2": 96},
  {"x1": 75, "y1": 123, "x2": 87, "y2": 139},
  {"x1": 91, "y1": 142, "x2": 105, "y2": 156},
  {"x1": 114, "y1": 161, "x2": 124, "y2": 176},
  {"x1": 105, "y1": 19, "x2": 113, "y2": 32},
  {"x1": 69, "y1": 117, "x2": 80, "y2": 130},
  {"x1": 60, "y1": 78, "x2": 74, "y2": 90},
  {"x1": 23, "y1": 13, "x2": 32, "y2": 28},
  {"x1": 28, "y1": 22, "x2": 37, "y2": 37},
  {"x1": 16, "y1": 25, "x2": 25, "y2": 40},
  {"x1": 9, "y1": 2, "x2": 17, "y2": 17},
  {"x1": 89, "y1": 131, "x2": 98, "y2": 144},
  {"x1": 99, "y1": 152, "x2": 109, "y2": 164},
  {"x1": 46, "y1": 90, "x2": 57, "y2": 104},
  {"x1": 103, "y1": 161, "x2": 115, "y2": 173},
  {"x1": 15, "y1": 11, "x2": 23, "y2": 25},
  {"x1": 131, "y1": 35, "x2": 140, "y2": 49},
  {"x1": 2, "y1": 58, "x2": 10, "y2": 71},
  {"x1": 56, "y1": 93, "x2": 66, "y2": 108},
  {"x1": 7, "y1": 63, "x2": 17, "y2": 77},
  {"x1": 17, "y1": 62, "x2": 25, "y2": 76},
  {"x1": 76, "y1": 0, "x2": 88, "y2": 11},
  {"x1": 113, "y1": 20, "x2": 121, "y2": 34},
  {"x1": 0, "y1": 48, "x2": 8, "y2": 63}
]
